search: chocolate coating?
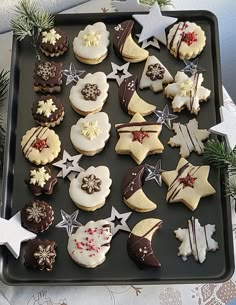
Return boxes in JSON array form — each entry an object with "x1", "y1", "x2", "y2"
[
  {"x1": 113, "y1": 20, "x2": 134, "y2": 56},
  {"x1": 121, "y1": 165, "x2": 145, "y2": 199},
  {"x1": 39, "y1": 27, "x2": 68, "y2": 55},
  {"x1": 33, "y1": 61, "x2": 63, "y2": 88},
  {"x1": 118, "y1": 75, "x2": 137, "y2": 112}
]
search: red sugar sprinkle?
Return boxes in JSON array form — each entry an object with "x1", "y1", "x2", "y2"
[
  {"x1": 181, "y1": 31, "x2": 197, "y2": 46},
  {"x1": 32, "y1": 138, "x2": 48, "y2": 152}
]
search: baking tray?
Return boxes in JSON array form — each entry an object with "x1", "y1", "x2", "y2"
[{"x1": 0, "y1": 11, "x2": 234, "y2": 285}]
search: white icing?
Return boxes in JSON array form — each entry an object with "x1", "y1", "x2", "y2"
[
  {"x1": 69, "y1": 166, "x2": 112, "y2": 208},
  {"x1": 67, "y1": 220, "x2": 112, "y2": 268},
  {"x1": 69, "y1": 72, "x2": 109, "y2": 113},
  {"x1": 73, "y1": 22, "x2": 110, "y2": 59},
  {"x1": 30, "y1": 167, "x2": 51, "y2": 187},
  {"x1": 36, "y1": 99, "x2": 57, "y2": 118},
  {"x1": 70, "y1": 112, "x2": 111, "y2": 153},
  {"x1": 42, "y1": 29, "x2": 61, "y2": 45}
]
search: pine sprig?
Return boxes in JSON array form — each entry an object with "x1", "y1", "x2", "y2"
[
  {"x1": 226, "y1": 177, "x2": 236, "y2": 200},
  {"x1": 140, "y1": 0, "x2": 174, "y2": 7},
  {"x1": 0, "y1": 70, "x2": 9, "y2": 106}
]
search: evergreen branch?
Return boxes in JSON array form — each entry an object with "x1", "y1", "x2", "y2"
[
  {"x1": 226, "y1": 177, "x2": 236, "y2": 200},
  {"x1": 0, "y1": 70, "x2": 9, "y2": 106},
  {"x1": 140, "y1": 0, "x2": 174, "y2": 7},
  {"x1": 11, "y1": 16, "x2": 33, "y2": 41}
]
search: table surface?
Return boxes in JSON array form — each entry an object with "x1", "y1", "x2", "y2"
[{"x1": 0, "y1": 1, "x2": 236, "y2": 305}]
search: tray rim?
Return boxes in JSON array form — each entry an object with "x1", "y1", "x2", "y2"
[{"x1": 0, "y1": 10, "x2": 234, "y2": 285}]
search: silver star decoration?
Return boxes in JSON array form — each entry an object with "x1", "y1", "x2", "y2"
[
  {"x1": 153, "y1": 105, "x2": 178, "y2": 129},
  {"x1": 133, "y1": 4, "x2": 177, "y2": 44},
  {"x1": 112, "y1": 0, "x2": 150, "y2": 12},
  {"x1": 106, "y1": 207, "x2": 132, "y2": 236},
  {"x1": 181, "y1": 58, "x2": 206, "y2": 76},
  {"x1": 63, "y1": 63, "x2": 85, "y2": 85},
  {"x1": 53, "y1": 150, "x2": 85, "y2": 179},
  {"x1": 145, "y1": 160, "x2": 163, "y2": 186},
  {"x1": 56, "y1": 210, "x2": 82, "y2": 236},
  {"x1": 136, "y1": 33, "x2": 160, "y2": 49},
  {"x1": 107, "y1": 62, "x2": 132, "y2": 86}
]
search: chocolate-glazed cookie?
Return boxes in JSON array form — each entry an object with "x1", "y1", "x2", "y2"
[
  {"x1": 21, "y1": 200, "x2": 54, "y2": 233},
  {"x1": 25, "y1": 166, "x2": 58, "y2": 196},
  {"x1": 24, "y1": 239, "x2": 57, "y2": 271}
]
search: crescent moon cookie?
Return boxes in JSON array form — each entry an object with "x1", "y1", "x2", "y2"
[
  {"x1": 21, "y1": 127, "x2": 61, "y2": 165},
  {"x1": 67, "y1": 220, "x2": 112, "y2": 268},
  {"x1": 164, "y1": 71, "x2": 211, "y2": 115},
  {"x1": 174, "y1": 217, "x2": 219, "y2": 263},
  {"x1": 127, "y1": 218, "x2": 163, "y2": 267},
  {"x1": 121, "y1": 165, "x2": 156, "y2": 212},
  {"x1": 69, "y1": 166, "x2": 112, "y2": 211},
  {"x1": 139, "y1": 55, "x2": 173, "y2": 92},
  {"x1": 113, "y1": 20, "x2": 149, "y2": 63},
  {"x1": 167, "y1": 21, "x2": 206, "y2": 60},
  {"x1": 73, "y1": 22, "x2": 110, "y2": 65},
  {"x1": 119, "y1": 75, "x2": 156, "y2": 116},
  {"x1": 161, "y1": 157, "x2": 216, "y2": 211},
  {"x1": 69, "y1": 72, "x2": 109, "y2": 116},
  {"x1": 115, "y1": 113, "x2": 164, "y2": 165},
  {"x1": 70, "y1": 112, "x2": 111, "y2": 156},
  {"x1": 39, "y1": 27, "x2": 68, "y2": 57}
]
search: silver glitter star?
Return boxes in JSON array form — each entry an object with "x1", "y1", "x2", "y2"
[
  {"x1": 56, "y1": 210, "x2": 82, "y2": 235},
  {"x1": 154, "y1": 104, "x2": 178, "y2": 129},
  {"x1": 63, "y1": 63, "x2": 85, "y2": 85},
  {"x1": 181, "y1": 58, "x2": 206, "y2": 76},
  {"x1": 107, "y1": 62, "x2": 132, "y2": 86},
  {"x1": 106, "y1": 207, "x2": 132, "y2": 236},
  {"x1": 145, "y1": 159, "x2": 163, "y2": 186},
  {"x1": 53, "y1": 150, "x2": 85, "y2": 179}
]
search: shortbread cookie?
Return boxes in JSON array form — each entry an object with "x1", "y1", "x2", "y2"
[
  {"x1": 161, "y1": 157, "x2": 216, "y2": 211},
  {"x1": 39, "y1": 28, "x2": 68, "y2": 57},
  {"x1": 25, "y1": 166, "x2": 58, "y2": 196},
  {"x1": 67, "y1": 220, "x2": 112, "y2": 268},
  {"x1": 33, "y1": 61, "x2": 63, "y2": 93},
  {"x1": 174, "y1": 217, "x2": 219, "y2": 263},
  {"x1": 168, "y1": 119, "x2": 210, "y2": 157},
  {"x1": 73, "y1": 22, "x2": 110, "y2": 65},
  {"x1": 21, "y1": 126, "x2": 61, "y2": 165},
  {"x1": 69, "y1": 166, "x2": 112, "y2": 211},
  {"x1": 115, "y1": 113, "x2": 164, "y2": 164},
  {"x1": 121, "y1": 165, "x2": 157, "y2": 212},
  {"x1": 69, "y1": 72, "x2": 109, "y2": 115},
  {"x1": 32, "y1": 95, "x2": 65, "y2": 127},
  {"x1": 70, "y1": 112, "x2": 111, "y2": 156},
  {"x1": 119, "y1": 75, "x2": 156, "y2": 116},
  {"x1": 167, "y1": 21, "x2": 206, "y2": 59},
  {"x1": 165, "y1": 71, "x2": 211, "y2": 115},
  {"x1": 127, "y1": 218, "x2": 162, "y2": 267},
  {"x1": 113, "y1": 20, "x2": 149, "y2": 63},
  {"x1": 139, "y1": 55, "x2": 173, "y2": 92}
]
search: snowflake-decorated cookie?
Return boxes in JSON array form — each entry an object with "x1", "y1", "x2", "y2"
[
  {"x1": 67, "y1": 220, "x2": 112, "y2": 268},
  {"x1": 69, "y1": 72, "x2": 109, "y2": 115},
  {"x1": 69, "y1": 166, "x2": 112, "y2": 211},
  {"x1": 70, "y1": 112, "x2": 111, "y2": 156},
  {"x1": 164, "y1": 71, "x2": 211, "y2": 115},
  {"x1": 73, "y1": 22, "x2": 110, "y2": 65}
]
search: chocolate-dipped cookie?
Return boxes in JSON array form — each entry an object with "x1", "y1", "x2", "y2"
[
  {"x1": 32, "y1": 95, "x2": 65, "y2": 127},
  {"x1": 39, "y1": 27, "x2": 68, "y2": 57},
  {"x1": 21, "y1": 200, "x2": 54, "y2": 233},
  {"x1": 33, "y1": 61, "x2": 63, "y2": 93},
  {"x1": 25, "y1": 166, "x2": 58, "y2": 196},
  {"x1": 24, "y1": 239, "x2": 57, "y2": 271}
]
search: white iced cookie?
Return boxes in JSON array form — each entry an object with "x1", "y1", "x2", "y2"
[
  {"x1": 68, "y1": 220, "x2": 112, "y2": 268},
  {"x1": 165, "y1": 71, "x2": 211, "y2": 115},
  {"x1": 69, "y1": 72, "x2": 109, "y2": 116},
  {"x1": 70, "y1": 112, "x2": 111, "y2": 156},
  {"x1": 167, "y1": 21, "x2": 206, "y2": 60},
  {"x1": 139, "y1": 56, "x2": 173, "y2": 92},
  {"x1": 69, "y1": 166, "x2": 112, "y2": 211},
  {"x1": 73, "y1": 22, "x2": 110, "y2": 65}
]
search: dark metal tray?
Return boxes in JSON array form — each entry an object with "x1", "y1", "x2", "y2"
[{"x1": 1, "y1": 11, "x2": 234, "y2": 285}]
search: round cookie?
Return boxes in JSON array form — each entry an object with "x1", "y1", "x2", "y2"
[
  {"x1": 21, "y1": 126, "x2": 61, "y2": 165},
  {"x1": 73, "y1": 22, "x2": 110, "y2": 65},
  {"x1": 67, "y1": 220, "x2": 112, "y2": 268},
  {"x1": 70, "y1": 112, "x2": 111, "y2": 156},
  {"x1": 69, "y1": 72, "x2": 109, "y2": 116},
  {"x1": 32, "y1": 95, "x2": 65, "y2": 127},
  {"x1": 69, "y1": 166, "x2": 112, "y2": 211}
]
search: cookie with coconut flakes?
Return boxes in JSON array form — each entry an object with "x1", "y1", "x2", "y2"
[
  {"x1": 69, "y1": 72, "x2": 109, "y2": 116},
  {"x1": 70, "y1": 112, "x2": 111, "y2": 156},
  {"x1": 73, "y1": 22, "x2": 110, "y2": 65}
]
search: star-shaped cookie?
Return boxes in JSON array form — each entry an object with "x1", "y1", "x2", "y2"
[
  {"x1": 161, "y1": 158, "x2": 216, "y2": 211},
  {"x1": 115, "y1": 113, "x2": 164, "y2": 164}
]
